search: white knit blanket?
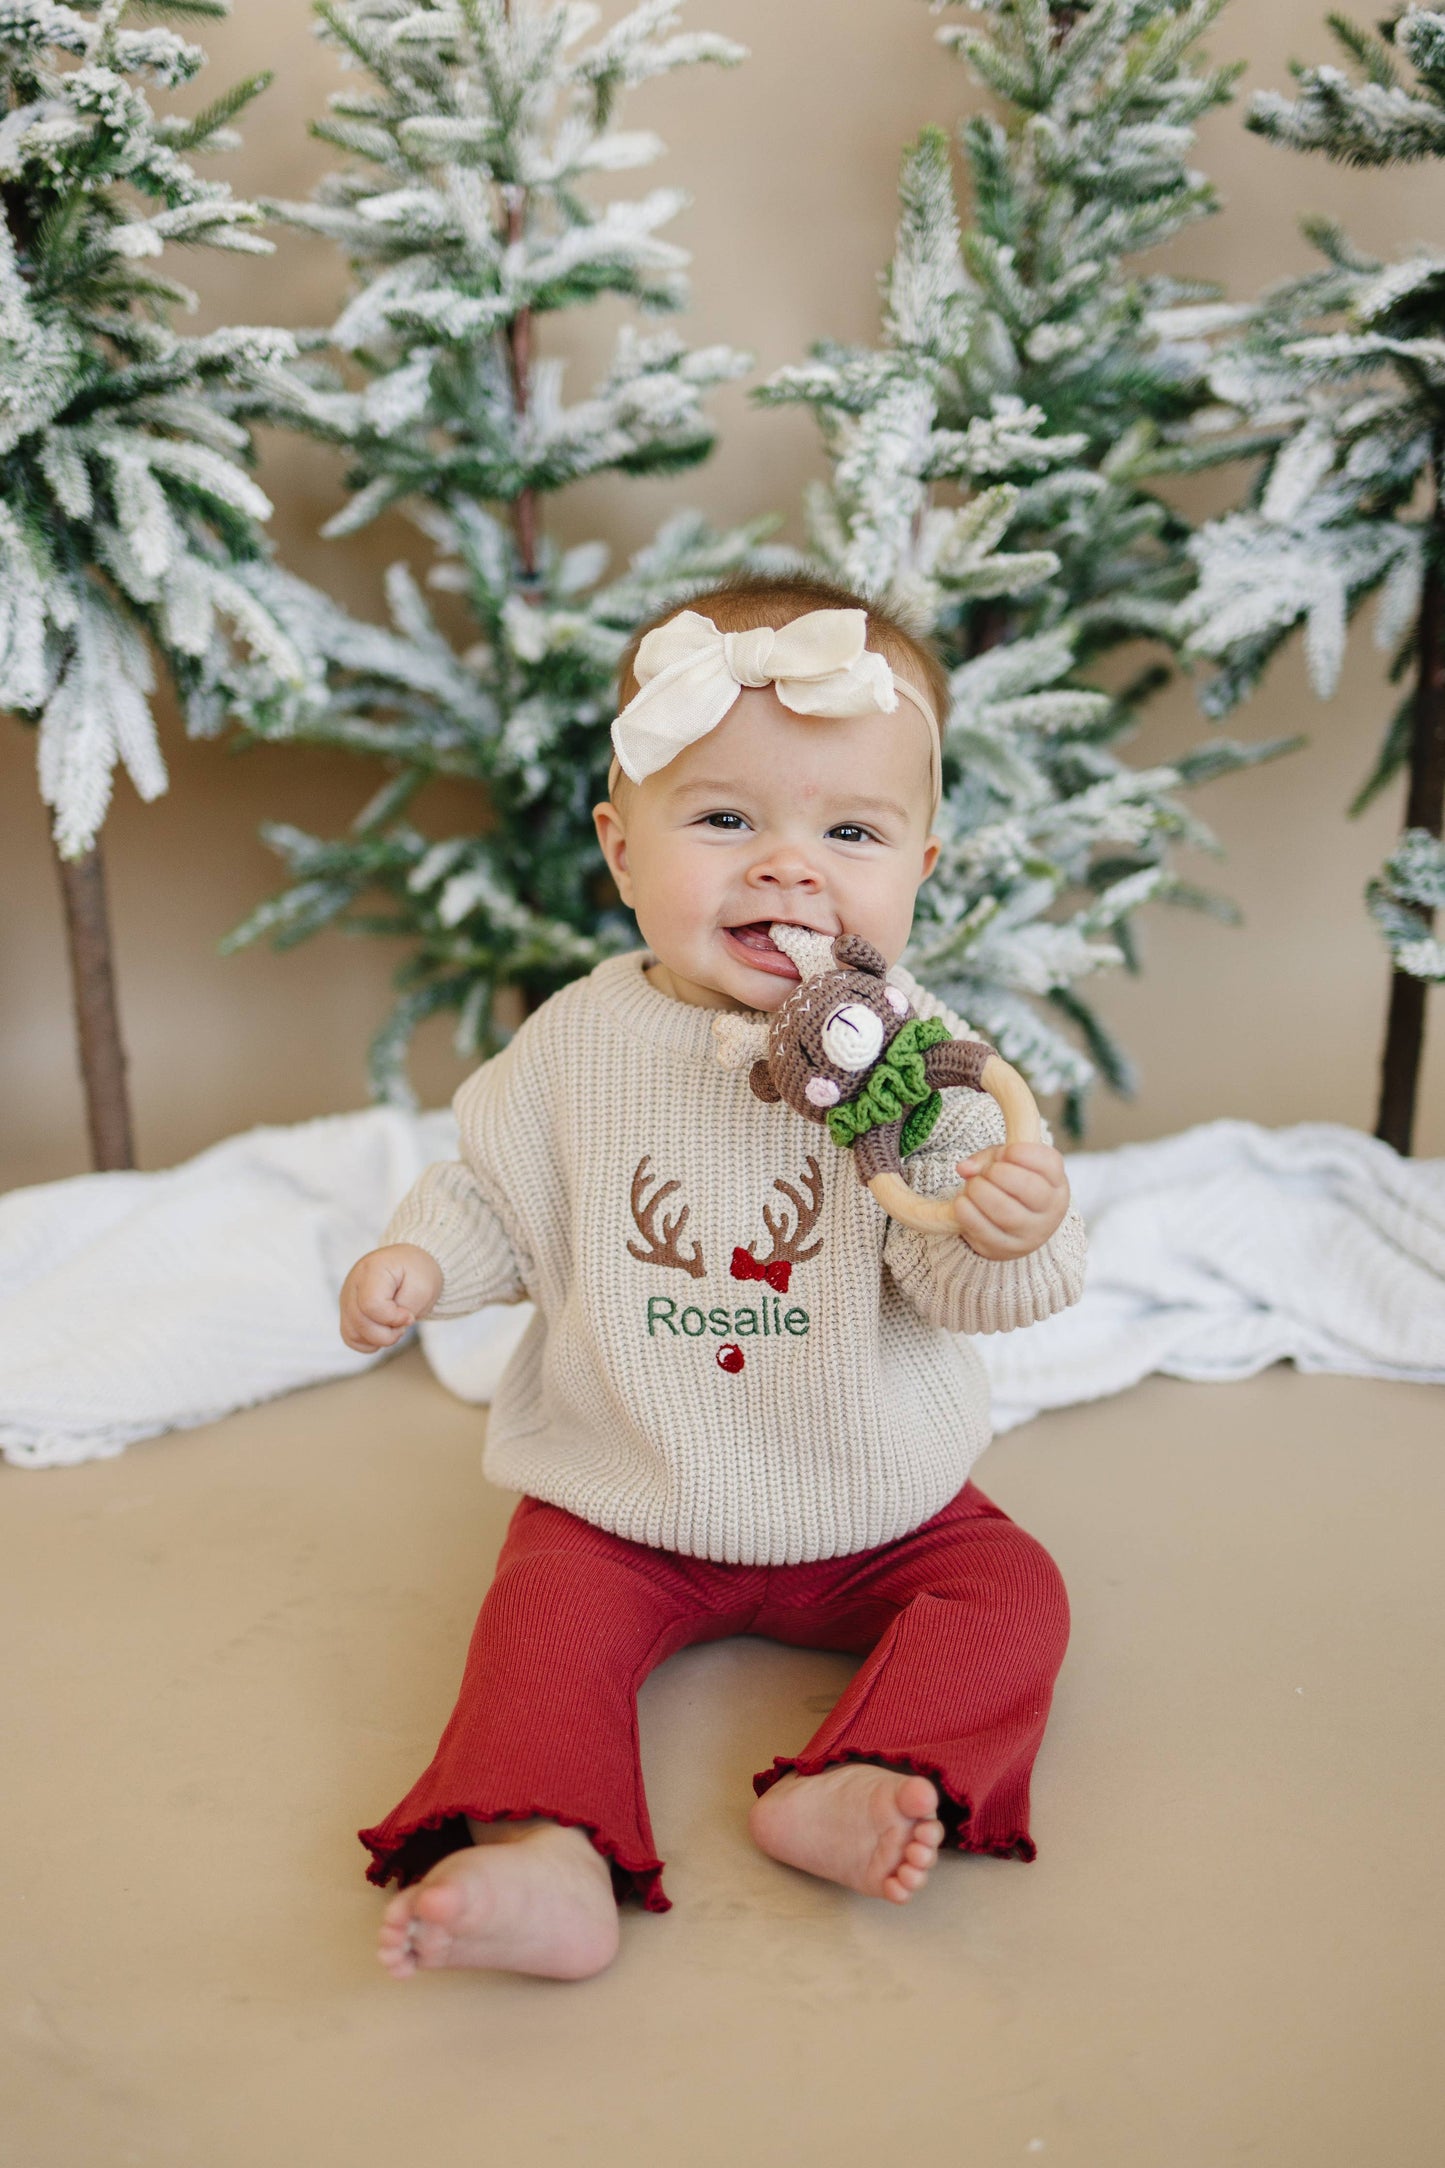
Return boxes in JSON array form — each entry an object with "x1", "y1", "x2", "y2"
[{"x1": 1, "y1": 1112, "x2": 1441, "y2": 1469}]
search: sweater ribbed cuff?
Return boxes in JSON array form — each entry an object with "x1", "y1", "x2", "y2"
[
  {"x1": 381, "y1": 1159, "x2": 523, "y2": 1320},
  {"x1": 888, "y1": 1207, "x2": 1088, "y2": 1336}
]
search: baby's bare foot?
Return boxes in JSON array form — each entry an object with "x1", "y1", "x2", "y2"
[
  {"x1": 748, "y1": 1763, "x2": 947, "y2": 1904},
  {"x1": 376, "y1": 1818, "x2": 619, "y2": 1982}
]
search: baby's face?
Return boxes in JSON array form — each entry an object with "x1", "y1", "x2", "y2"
[{"x1": 592, "y1": 686, "x2": 940, "y2": 1012}]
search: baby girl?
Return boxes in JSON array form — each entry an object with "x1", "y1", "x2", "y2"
[{"x1": 339, "y1": 573, "x2": 1087, "y2": 1982}]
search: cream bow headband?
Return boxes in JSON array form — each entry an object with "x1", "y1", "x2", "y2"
[{"x1": 608, "y1": 608, "x2": 941, "y2": 812}]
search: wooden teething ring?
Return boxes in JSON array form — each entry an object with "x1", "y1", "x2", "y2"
[{"x1": 865, "y1": 1053, "x2": 1043, "y2": 1235}]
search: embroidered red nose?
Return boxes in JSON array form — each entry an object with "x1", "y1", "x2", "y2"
[
  {"x1": 730, "y1": 1247, "x2": 791, "y2": 1293},
  {"x1": 716, "y1": 1344, "x2": 745, "y2": 1375}
]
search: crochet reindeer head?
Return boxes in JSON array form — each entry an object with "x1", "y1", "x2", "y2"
[
  {"x1": 713, "y1": 925, "x2": 1039, "y2": 1234},
  {"x1": 717, "y1": 929, "x2": 912, "y2": 1121}
]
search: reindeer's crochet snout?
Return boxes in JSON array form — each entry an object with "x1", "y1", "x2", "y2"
[{"x1": 760, "y1": 931, "x2": 910, "y2": 1127}]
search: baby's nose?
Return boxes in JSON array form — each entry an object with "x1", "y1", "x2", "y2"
[{"x1": 751, "y1": 843, "x2": 824, "y2": 890}]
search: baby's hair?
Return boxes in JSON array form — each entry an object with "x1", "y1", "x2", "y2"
[{"x1": 613, "y1": 572, "x2": 951, "y2": 756}]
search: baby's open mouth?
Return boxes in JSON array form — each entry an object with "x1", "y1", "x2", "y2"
[
  {"x1": 722, "y1": 921, "x2": 815, "y2": 979},
  {"x1": 726, "y1": 921, "x2": 783, "y2": 951}
]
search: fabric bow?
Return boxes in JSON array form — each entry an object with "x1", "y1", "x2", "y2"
[
  {"x1": 611, "y1": 608, "x2": 900, "y2": 785},
  {"x1": 730, "y1": 1246, "x2": 792, "y2": 1293}
]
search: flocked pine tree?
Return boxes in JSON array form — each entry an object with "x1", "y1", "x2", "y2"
[
  {"x1": 1172, "y1": 5, "x2": 1445, "y2": 1154},
  {"x1": 0, "y1": 0, "x2": 333, "y2": 1169},
  {"x1": 760, "y1": 0, "x2": 1292, "y2": 1134},
  {"x1": 222, "y1": 0, "x2": 764, "y2": 1102}
]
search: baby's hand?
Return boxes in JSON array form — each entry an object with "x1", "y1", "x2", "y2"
[
  {"x1": 339, "y1": 1243, "x2": 444, "y2": 1353},
  {"x1": 948, "y1": 1141, "x2": 1070, "y2": 1262}
]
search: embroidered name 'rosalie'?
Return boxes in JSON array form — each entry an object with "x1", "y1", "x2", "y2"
[
  {"x1": 625, "y1": 1153, "x2": 824, "y2": 1370},
  {"x1": 645, "y1": 1294, "x2": 810, "y2": 1339}
]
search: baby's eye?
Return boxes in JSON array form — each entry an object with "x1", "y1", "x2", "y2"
[
  {"x1": 827, "y1": 823, "x2": 877, "y2": 844},
  {"x1": 702, "y1": 811, "x2": 749, "y2": 831}
]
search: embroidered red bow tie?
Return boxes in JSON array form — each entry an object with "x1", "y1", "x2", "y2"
[{"x1": 730, "y1": 1247, "x2": 791, "y2": 1293}]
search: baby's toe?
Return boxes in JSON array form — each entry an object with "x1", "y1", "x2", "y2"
[
  {"x1": 414, "y1": 1881, "x2": 465, "y2": 1930},
  {"x1": 903, "y1": 1837, "x2": 936, "y2": 1870},
  {"x1": 895, "y1": 1775, "x2": 939, "y2": 1822},
  {"x1": 376, "y1": 1907, "x2": 415, "y2": 1959},
  {"x1": 377, "y1": 1902, "x2": 420, "y2": 1977},
  {"x1": 409, "y1": 1883, "x2": 470, "y2": 1967}
]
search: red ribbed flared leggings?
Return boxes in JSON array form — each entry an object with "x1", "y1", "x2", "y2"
[{"x1": 359, "y1": 1477, "x2": 1069, "y2": 1913}]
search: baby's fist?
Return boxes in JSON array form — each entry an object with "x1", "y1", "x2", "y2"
[
  {"x1": 340, "y1": 1243, "x2": 444, "y2": 1353},
  {"x1": 949, "y1": 1140, "x2": 1070, "y2": 1262}
]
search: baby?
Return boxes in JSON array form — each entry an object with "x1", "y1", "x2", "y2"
[{"x1": 339, "y1": 573, "x2": 1086, "y2": 1982}]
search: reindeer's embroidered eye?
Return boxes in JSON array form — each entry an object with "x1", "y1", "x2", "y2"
[
  {"x1": 820, "y1": 1002, "x2": 884, "y2": 1071},
  {"x1": 805, "y1": 1075, "x2": 841, "y2": 1108}
]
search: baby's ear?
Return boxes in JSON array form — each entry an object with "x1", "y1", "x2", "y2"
[{"x1": 832, "y1": 934, "x2": 887, "y2": 979}]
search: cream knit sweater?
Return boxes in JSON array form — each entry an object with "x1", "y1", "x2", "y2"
[{"x1": 383, "y1": 950, "x2": 1087, "y2": 1566}]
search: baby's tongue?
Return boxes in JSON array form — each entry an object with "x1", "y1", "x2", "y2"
[
  {"x1": 725, "y1": 921, "x2": 802, "y2": 981},
  {"x1": 728, "y1": 922, "x2": 779, "y2": 952}
]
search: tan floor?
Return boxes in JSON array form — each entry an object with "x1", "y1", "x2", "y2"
[{"x1": 3, "y1": 1353, "x2": 1441, "y2": 2168}]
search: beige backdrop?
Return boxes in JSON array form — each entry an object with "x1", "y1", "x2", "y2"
[{"x1": 2, "y1": 0, "x2": 1442, "y2": 1187}]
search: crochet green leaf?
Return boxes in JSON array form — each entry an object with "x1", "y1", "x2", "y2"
[{"x1": 825, "y1": 1018, "x2": 951, "y2": 1154}]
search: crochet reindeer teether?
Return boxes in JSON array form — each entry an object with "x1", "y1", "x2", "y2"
[{"x1": 712, "y1": 925, "x2": 1043, "y2": 1235}]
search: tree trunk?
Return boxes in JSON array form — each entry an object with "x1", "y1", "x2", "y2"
[
  {"x1": 502, "y1": 199, "x2": 537, "y2": 579},
  {"x1": 962, "y1": 599, "x2": 1015, "y2": 660},
  {"x1": 501, "y1": 13, "x2": 541, "y2": 1018},
  {"x1": 1375, "y1": 522, "x2": 1445, "y2": 1157},
  {"x1": 502, "y1": 7, "x2": 539, "y2": 587},
  {"x1": 53, "y1": 837, "x2": 136, "y2": 1171}
]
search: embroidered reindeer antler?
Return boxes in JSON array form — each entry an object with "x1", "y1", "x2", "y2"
[
  {"x1": 627, "y1": 1155, "x2": 706, "y2": 1278},
  {"x1": 748, "y1": 1154, "x2": 825, "y2": 1269}
]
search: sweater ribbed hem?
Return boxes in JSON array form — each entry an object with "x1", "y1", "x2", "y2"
[{"x1": 481, "y1": 1437, "x2": 986, "y2": 1567}]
